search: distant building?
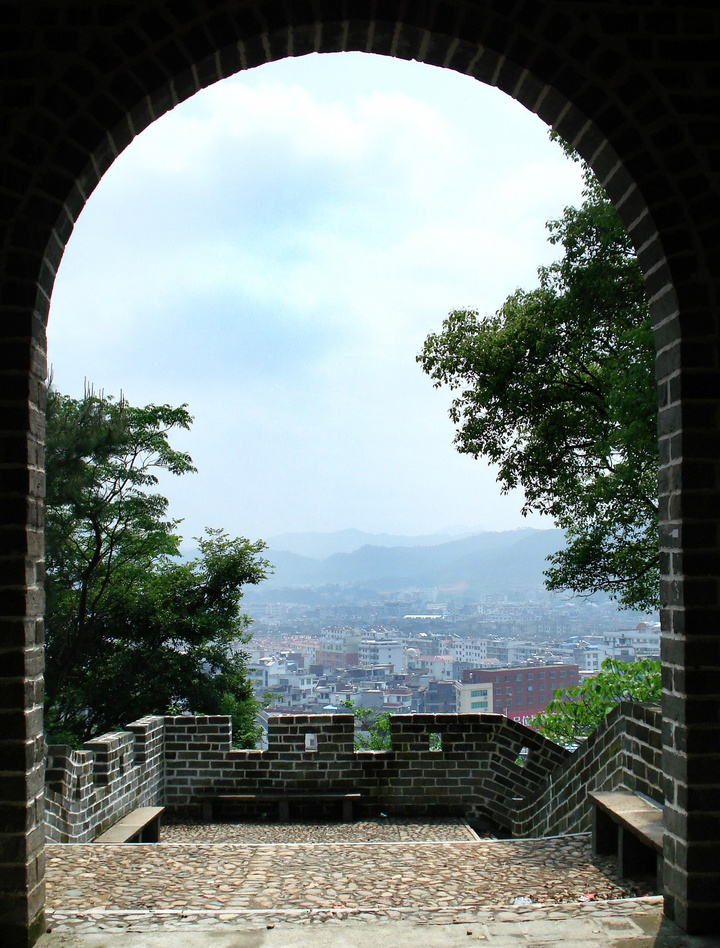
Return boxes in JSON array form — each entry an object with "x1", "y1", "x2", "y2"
[
  {"x1": 455, "y1": 680, "x2": 494, "y2": 712},
  {"x1": 383, "y1": 687, "x2": 413, "y2": 712},
  {"x1": 264, "y1": 671, "x2": 317, "y2": 710},
  {"x1": 444, "y1": 638, "x2": 490, "y2": 665},
  {"x1": 345, "y1": 688, "x2": 385, "y2": 713},
  {"x1": 463, "y1": 664, "x2": 580, "y2": 727},
  {"x1": 487, "y1": 640, "x2": 541, "y2": 664},
  {"x1": 607, "y1": 623, "x2": 661, "y2": 661},
  {"x1": 550, "y1": 641, "x2": 601, "y2": 675},
  {"x1": 316, "y1": 633, "x2": 360, "y2": 670},
  {"x1": 359, "y1": 638, "x2": 404, "y2": 674},
  {"x1": 420, "y1": 679, "x2": 457, "y2": 714},
  {"x1": 252, "y1": 602, "x2": 287, "y2": 624},
  {"x1": 417, "y1": 654, "x2": 454, "y2": 680}
]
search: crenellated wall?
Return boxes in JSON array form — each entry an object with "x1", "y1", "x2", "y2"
[
  {"x1": 163, "y1": 712, "x2": 573, "y2": 825},
  {"x1": 44, "y1": 716, "x2": 164, "y2": 843},
  {"x1": 515, "y1": 701, "x2": 663, "y2": 837},
  {"x1": 45, "y1": 705, "x2": 662, "y2": 842}
]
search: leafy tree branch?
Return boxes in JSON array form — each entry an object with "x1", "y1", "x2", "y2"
[
  {"x1": 418, "y1": 150, "x2": 658, "y2": 611},
  {"x1": 44, "y1": 386, "x2": 271, "y2": 747},
  {"x1": 530, "y1": 657, "x2": 661, "y2": 746}
]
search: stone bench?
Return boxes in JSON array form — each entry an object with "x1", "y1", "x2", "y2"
[
  {"x1": 94, "y1": 806, "x2": 165, "y2": 843},
  {"x1": 201, "y1": 792, "x2": 361, "y2": 823},
  {"x1": 588, "y1": 790, "x2": 663, "y2": 890}
]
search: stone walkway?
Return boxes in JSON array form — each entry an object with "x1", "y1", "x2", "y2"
[
  {"x1": 162, "y1": 814, "x2": 481, "y2": 844},
  {"x1": 44, "y1": 819, "x2": 656, "y2": 935}
]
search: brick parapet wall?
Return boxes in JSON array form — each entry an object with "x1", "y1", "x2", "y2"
[
  {"x1": 621, "y1": 702, "x2": 664, "y2": 805},
  {"x1": 44, "y1": 715, "x2": 164, "y2": 843},
  {"x1": 514, "y1": 702, "x2": 663, "y2": 837},
  {"x1": 164, "y1": 714, "x2": 358, "y2": 809},
  {"x1": 162, "y1": 709, "x2": 659, "y2": 830},
  {"x1": 44, "y1": 706, "x2": 663, "y2": 842}
]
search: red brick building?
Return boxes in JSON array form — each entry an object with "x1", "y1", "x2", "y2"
[{"x1": 463, "y1": 665, "x2": 580, "y2": 727}]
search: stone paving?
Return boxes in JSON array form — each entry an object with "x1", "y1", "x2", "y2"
[
  {"x1": 162, "y1": 814, "x2": 481, "y2": 844},
  {"x1": 44, "y1": 819, "x2": 658, "y2": 936}
]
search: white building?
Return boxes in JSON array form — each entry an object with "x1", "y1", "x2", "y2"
[
  {"x1": 444, "y1": 638, "x2": 490, "y2": 665},
  {"x1": 552, "y1": 641, "x2": 602, "y2": 674},
  {"x1": 606, "y1": 623, "x2": 661, "y2": 660},
  {"x1": 359, "y1": 639, "x2": 404, "y2": 674},
  {"x1": 454, "y1": 680, "x2": 494, "y2": 713},
  {"x1": 417, "y1": 654, "x2": 455, "y2": 680},
  {"x1": 383, "y1": 687, "x2": 413, "y2": 712},
  {"x1": 259, "y1": 661, "x2": 318, "y2": 710}
]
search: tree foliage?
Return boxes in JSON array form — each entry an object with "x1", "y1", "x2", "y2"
[
  {"x1": 530, "y1": 657, "x2": 661, "y2": 746},
  {"x1": 418, "y1": 161, "x2": 658, "y2": 611},
  {"x1": 44, "y1": 387, "x2": 270, "y2": 747},
  {"x1": 340, "y1": 698, "x2": 393, "y2": 750}
]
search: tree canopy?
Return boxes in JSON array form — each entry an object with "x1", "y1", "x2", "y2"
[
  {"x1": 530, "y1": 657, "x2": 661, "y2": 746},
  {"x1": 44, "y1": 387, "x2": 270, "y2": 746},
  {"x1": 418, "y1": 159, "x2": 658, "y2": 611}
]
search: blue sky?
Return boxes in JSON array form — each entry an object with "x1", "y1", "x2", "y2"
[{"x1": 48, "y1": 52, "x2": 585, "y2": 547}]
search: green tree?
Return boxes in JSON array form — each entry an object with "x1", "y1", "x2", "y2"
[
  {"x1": 340, "y1": 698, "x2": 393, "y2": 750},
  {"x1": 530, "y1": 657, "x2": 661, "y2": 746},
  {"x1": 418, "y1": 162, "x2": 658, "y2": 611},
  {"x1": 44, "y1": 387, "x2": 270, "y2": 746}
]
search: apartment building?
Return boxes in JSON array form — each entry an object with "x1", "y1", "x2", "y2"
[
  {"x1": 463, "y1": 664, "x2": 579, "y2": 727},
  {"x1": 359, "y1": 638, "x2": 404, "y2": 674},
  {"x1": 455, "y1": 680, "x2": 494, "y2": 712}
]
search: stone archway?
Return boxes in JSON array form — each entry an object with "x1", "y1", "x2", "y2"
[{"x1": 1, "y1": 3, "x2": 718, "y2": 942}]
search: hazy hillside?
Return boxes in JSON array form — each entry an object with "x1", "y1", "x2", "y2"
[
  {"x1": 256, "y1": 528, "x2": 564, "y2": 599},
  {"x1": 266, "y1": 528, "x2": 466, "y2": 560}
]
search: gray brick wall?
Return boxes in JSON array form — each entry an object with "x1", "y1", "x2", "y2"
[
  {"x1": 44, "y1": 716, "x2": 164, "y2": 843},
  {"x1": 516, "y1": 702, "x2": 663, "y2": 837},
  {"x1": 162, "y1": 709, "x2": 660, "y2": 832},
  {"x1": 45, "y1": 707, "x2": 662, "y2": 842}
]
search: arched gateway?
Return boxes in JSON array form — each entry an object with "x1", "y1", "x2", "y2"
[{"x1": 1, "y1": 3, "x2": 718, "y2": 942}]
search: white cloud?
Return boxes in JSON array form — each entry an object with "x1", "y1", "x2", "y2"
[{"x1": 48, "y1": 53, "x2": 583, "y2": 540}]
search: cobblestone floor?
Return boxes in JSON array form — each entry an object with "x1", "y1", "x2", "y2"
[
  {"x1": 162, "y1": 815, "x2": 481, "y2": 844},
  {"x1": 44, "y1": 820, "x2": 657, "y2": 935}
]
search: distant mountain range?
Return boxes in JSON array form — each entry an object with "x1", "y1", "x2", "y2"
[
  {"x1": 253, "y1": 528, "x2": 565, "y2": 599},
  {"x1": 266, "y1": 528, "x2": 471, "y2": 560}
]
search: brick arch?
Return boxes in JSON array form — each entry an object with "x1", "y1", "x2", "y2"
[
  {"x1": 1, "y1": 3, "x2": 718, "y2": 943},
  {"x1": 27, "y1": 10, "x2": 684, "y2": 329}
]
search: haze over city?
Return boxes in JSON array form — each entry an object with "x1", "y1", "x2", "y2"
[{"x1": 48, "y1": 52, "x2": 585, "y2": 546}]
